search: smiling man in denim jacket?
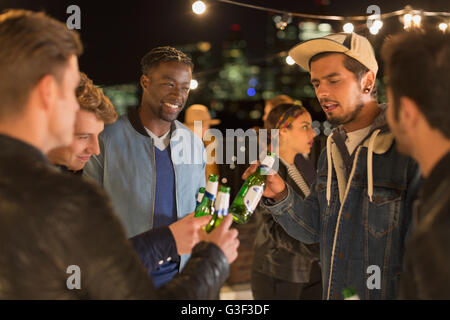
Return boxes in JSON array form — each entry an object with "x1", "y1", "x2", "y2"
[{"x1": 243, "y1": 33, "x2": 421, "y2": 300}]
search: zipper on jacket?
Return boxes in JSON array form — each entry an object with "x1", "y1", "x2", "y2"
[
  {"x1": 150, "y1": 138, "x2": 156, "y2": 229},
  {"x1": 170, "y1": 140, "x2": 180, "y2": 223}
]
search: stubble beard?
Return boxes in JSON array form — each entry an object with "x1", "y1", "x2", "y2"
[{"x1": 327, "y1": 96, "x2": 365, "y2": 127}]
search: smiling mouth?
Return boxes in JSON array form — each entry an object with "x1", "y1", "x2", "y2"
[
  {"x1": 322, "y1": 102, "x2": 339, "y2": 113},
  {"x1": 164, "y1": 102, "x2": 181, "y2": 110}
]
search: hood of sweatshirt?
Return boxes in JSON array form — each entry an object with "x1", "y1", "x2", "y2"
[{"x1": 325, "y1": 103, "x2": 395, "y2": 206}]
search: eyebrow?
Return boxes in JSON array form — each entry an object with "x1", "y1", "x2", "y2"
[
  {"x1": 161, "y1": 75, "x2": 177, "y2": 82},
  {"x1": 161, "y1": 75, "x2": 190, "y2": 85},
  {"x1": 311, "y1": 72, "x2": 341, "y2": 83}
]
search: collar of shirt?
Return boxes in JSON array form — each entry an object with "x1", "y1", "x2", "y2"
[
  {"x1": 344, "y1": 125, "x2": 372, "y2": 155},
  {"x1": 144, "y1": 127, "x2": 171, "y2": 151}
]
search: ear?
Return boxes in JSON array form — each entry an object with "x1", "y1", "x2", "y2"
[
  {"x1": 140, "y1": 74, "x2": 150, "y2": 90},
  {"x1": 36, "y1": 74, "x2": 59, "y2": 113},
  {"x1": 398, "y1": 96, "x2": 420, "y2": 131},
  {"x1": 361, "y1": 70, "x2": 376, "y2": 94},
  {"x1": 279, "y1": 127, "x2": 289, "y2": 139}
]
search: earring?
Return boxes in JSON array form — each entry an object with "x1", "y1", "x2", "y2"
[{"x1": 364, "y1": 87, "x2": 371, "y2": 93}]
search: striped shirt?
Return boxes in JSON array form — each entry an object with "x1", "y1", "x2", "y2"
[{"x1": 280, "y1": 157, "x2": 311, "y2": 197}]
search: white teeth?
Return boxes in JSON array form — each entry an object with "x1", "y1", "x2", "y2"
[{"x1": 165, "y1": 103, "x2": 179, "y2": 109}]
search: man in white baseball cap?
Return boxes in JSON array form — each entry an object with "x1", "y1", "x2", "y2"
[{"x1": 244, "y1": 32, "x2": 421, "y2": 299}]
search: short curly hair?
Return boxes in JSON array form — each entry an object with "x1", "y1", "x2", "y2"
[
  {"x1": 76, "y1": 73, "x2": 117, "y2": 124},
  {"x1": 141, "y1": 46, "x2": 194, "y2": 75}
]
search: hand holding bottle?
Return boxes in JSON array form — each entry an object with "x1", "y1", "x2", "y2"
[
  {"x1": 201, "y1": 214, "x2": 240, "y2": 264},
  {"x1": 168, "y1": 212, "x2": 211, "y2": 255},
  {"x1": 242, "y1": 161, "x2": 287, "y2": 201}
]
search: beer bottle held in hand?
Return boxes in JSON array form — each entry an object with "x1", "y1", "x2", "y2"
[
  {"x1": 205, "y1": 186, "x2": 230, "y2": 233},
  {"x1": 195, "y1": 187, "x2": 206, "y2": 208},
  {"x1": 194, "y1": 174, "x2": 218, "y2": 217},
  {"x1": 230, "y1": 152, "x2": 276, "y2": 224}
]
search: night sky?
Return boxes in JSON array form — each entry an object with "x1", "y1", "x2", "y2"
[{"x1": 1, "y1": 0, "x2": 449, "y2": 86}]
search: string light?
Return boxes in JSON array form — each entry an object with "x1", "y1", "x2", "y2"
[
  {"x1": 285, "y1": 56, "x2": 295, "y2": 65},
  {"x1": 190, "y1": 79, "x2": 199, "y2": 90},
  {"x1": 192, "y1": 1, "x2": 206, "y2": 15},
  {"x1": 343, "y1": 23, "x2": 354, "y2": 33},
  {"x1": 369, "y1": 19, "x2": 383, "y2": 34},
  {"x1": 439, "y1": 22, "x2": 448, "y2": 32},
  {"x1": 194, "y1": 1, "x2": 449, "y2": 36},
  {"x1": 413, "y1": 14, "x2": 422, "y2": 27},
  {"x1": 274, "y1": 13, "x2": 292, "y2": 30},
  {"x1": 403, "y1": 13, "x2": 413, "y2": 29},
  {"x1": 216, "y1": 1, "x2": 449, "y2": 24}
]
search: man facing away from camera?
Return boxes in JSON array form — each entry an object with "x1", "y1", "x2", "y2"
[{"x1": 381, "y1": 29, "x2": 450, "y2": 299}]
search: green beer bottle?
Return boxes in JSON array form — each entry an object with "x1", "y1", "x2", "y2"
[
  {"x1": 230, "y1": 152, "x2": 276, "y2": 224},
  {"x1": 342, "y1": 288, "x2": 360, "y2": 300},
  {"x1": 194, "y1": 174, "x2": 218, "y2": 217},
  {"x1": 195, "y1": 187, "x2": 206, "y2": 208},
  {"x1": 205, "y1": 186, "x2": 230, "y2": 233}
]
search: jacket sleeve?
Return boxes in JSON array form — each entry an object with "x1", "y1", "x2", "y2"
[
  {"x1": 130, "y1": 226, "x2": 179, "y2": 273},
  {"x1": 83, "y1": 134, "x2": 105, "y2": 186},
  {"x1": 260, "y1": 182, "x2": 321, "y2": 244},
  {"x1": 70, "y1": 181, "x2": 229, "y2": 300},
  {"x1": 158, "y1": 242, "x2": 230, "y2": 299},
  {"x1": 398, "y1": 228, "x2": 450, "y2": 299}
]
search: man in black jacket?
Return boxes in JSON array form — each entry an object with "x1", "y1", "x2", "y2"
[
  {"x1": 381, "y1": 29, "x2": 450, "y2": 299},
  {"x1": 0, "y1": 9, "x2": 239, "y2": 300}
]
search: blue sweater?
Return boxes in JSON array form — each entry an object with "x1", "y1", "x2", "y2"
[{"x1": 149, "y1": 146, "x2": 179, "y2": 288}]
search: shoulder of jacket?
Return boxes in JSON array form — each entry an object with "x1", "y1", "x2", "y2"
[{"x1": 172, "y1": 120, "x2": 204, "y2": 148}]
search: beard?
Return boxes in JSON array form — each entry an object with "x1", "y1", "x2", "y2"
[{"x1": 327, "y1": 101, "x2": 364, "y2": 127}]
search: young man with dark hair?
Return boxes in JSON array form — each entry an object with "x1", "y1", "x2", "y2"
[
  {"x1": 381, "y1": 29, "x2": 450, "y2": 299},
  {"x1": 243, "y1": 32, "x2": 421, "y2": 299},
  {"x1": 84, "y1": 46, "x2": 218, "y2": 288},
  {"x1": 0, "y1": 9, "x2": 238, "y2": 299}
]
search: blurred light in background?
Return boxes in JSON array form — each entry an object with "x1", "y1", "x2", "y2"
[
  {"x1": 285, "y1": 55, "x2": 295, "y2": 65},
  {"x1": 192, "y1": 1, "x2": 206, "y2": 15},
  {"x1": 190, "y1": 79, "x2": 199, "y2": 90},
  {"x1": 343, "y1": 23, "x2": 354, "y2": 33}
]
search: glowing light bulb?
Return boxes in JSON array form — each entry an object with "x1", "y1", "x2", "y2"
[
  {"x1": 439, "y1": 22, "x2": 448, "y2": 32},
  {"x1": 343, "y1": 23, "x2": 354, "y2": 33},
  {"x1": 373, "y1": 20, "x2": 383, "y2": 30},
  {"x1": 286, "y1": 56, "x2": 295, "y2": 65},
  {"x1": 403, "y1": 13, "x2": 413, "y2": 29},
  {"x1": 369, "y1": 20, "x2": 383, "y2": 35},
  {"x1": 192, "y1": 1, "x2": 206, "y2": 15},
  {"x1": 190, "y1": 79, "x2": 198, "y2": 90}
]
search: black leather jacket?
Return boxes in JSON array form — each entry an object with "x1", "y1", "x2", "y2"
[
  {"x1": 399, "y1": 152, "x2": 450, "y2": 299},
  {"x1": 0, "y1": 134, "x2": 229, "y2": 299}
]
